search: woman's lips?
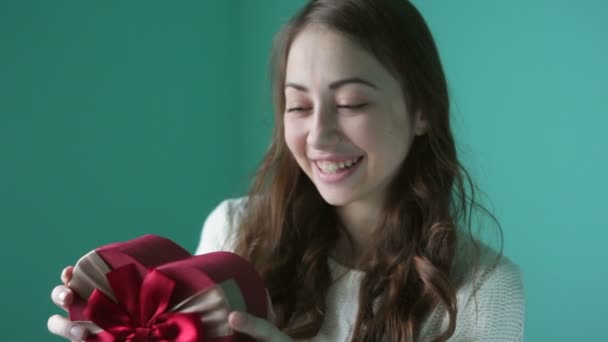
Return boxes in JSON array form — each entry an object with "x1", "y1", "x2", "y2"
[{"x1": 313, "y1": 156, "x2": 364, "y2": 184}]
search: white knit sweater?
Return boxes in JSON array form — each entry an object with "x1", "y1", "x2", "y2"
[{"x1": 195, "y1": 198, "x2": 525, "y2": 341}]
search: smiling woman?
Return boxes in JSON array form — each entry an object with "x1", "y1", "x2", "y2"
[
  {"x1": 47, "y1": 0, "x2": 524, "y2": 341},
  {"x1": 228, "y1": 0, "x2": 524, "y2": 341},
  {"x1": 283, "y1": 26, "x2": 424, "y2": 216}
]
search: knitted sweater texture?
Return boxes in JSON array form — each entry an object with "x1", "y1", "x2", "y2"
[{"x1": 195, "y1": 198, "x2": 525, "y2": 341}]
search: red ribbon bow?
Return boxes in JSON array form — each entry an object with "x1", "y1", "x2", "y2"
[{"x1": 84, "y1": 263, "x2": 205, "y2": 342}]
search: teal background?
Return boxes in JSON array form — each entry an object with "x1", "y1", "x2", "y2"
[{"x1": 1, "y1": 1, "x2": 606, "y2": 340}]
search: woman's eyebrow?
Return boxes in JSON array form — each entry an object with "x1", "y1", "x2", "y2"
[{"x1": 285, "y1": 77, "x2": 378, "y2": 92}]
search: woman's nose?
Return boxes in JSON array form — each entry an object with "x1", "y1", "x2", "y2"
[{"x1": 306, "y1": 106, "x2": 341, "y2": 149}]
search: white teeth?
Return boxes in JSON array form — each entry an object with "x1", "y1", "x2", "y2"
[{"x1": 316, "y1": 157, "x2": 361, "y2": 174}]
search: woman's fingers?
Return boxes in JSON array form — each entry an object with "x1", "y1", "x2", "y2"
[
  {"x1": 49, "y1": 266, "x2": 82, "y2": 340},
  {"x1": 47, "y1": 314, "x2": 87, "y2": 341},
  {"x1": 47, "y1": 266, "x2": 86, "y2": 341},
  {"x1": 51, "y1": 285, "x2": 74, "y2": 311},
  {"x1": 61, "y1": 266, "x2": 74, "y2": 286},
  {"x1": 265, "y1": 289, "x2": 276, "y2": 324},
  {"x1": 228, "y1": 311, "x2": 292, "y2": 342},
  {"x1": 229, "y1": 311, "x2": 271, "y2": 341}
]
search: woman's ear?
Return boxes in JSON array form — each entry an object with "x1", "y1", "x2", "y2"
[{"x1": 414, "y1": 110, "x2": 429, "y2": 136}]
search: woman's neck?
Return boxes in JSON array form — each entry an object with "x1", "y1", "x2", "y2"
[{"x1": 332, "y1": 199, "x2": 382, "y2": 268}]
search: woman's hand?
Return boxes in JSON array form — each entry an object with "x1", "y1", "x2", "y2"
[
  {"x1": 228, "y1": 312, "x2": 293, "y2": 342},
  {"x1": 228, "y1": 291, "x2": 293, "y2": 342},
  {"x1": 48, "y1": 267, "x2": 292, "y2": 342},
  {"x1": 47, "y1": 266, "x2": 88, "y2": 341}
]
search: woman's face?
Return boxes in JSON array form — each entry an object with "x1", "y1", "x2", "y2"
[{"x1": 283, "y1": 26, "x2": 426, "y2": 208}]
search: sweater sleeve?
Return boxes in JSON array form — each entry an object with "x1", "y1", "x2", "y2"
[
  {"x1": 194, "y1": 198, "x2": 246, "y2": 255},
  {"x1": 450, "y1": 258, "x2": 526, "y2": 341}
]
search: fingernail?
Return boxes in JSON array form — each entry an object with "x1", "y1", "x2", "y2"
[
  {"x1": 70, "y1": 326, "x2": 85, "y2": 339},
  {"x1": 61, "y1": 268, "x2": 68, "y2": 283},
  {"x1": 230, "y1": 312, "x2": 245, "y2": 328},
  {"x1": 57, "y1": 290, "x2": 67, "y2": 303}
]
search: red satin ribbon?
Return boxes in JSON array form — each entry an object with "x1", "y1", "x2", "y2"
[{"x1": 84, "y1": 263, "x2": 205, "y2": 342}]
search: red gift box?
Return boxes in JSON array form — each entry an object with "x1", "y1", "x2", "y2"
[{"x1": 68, "y1": 234, "x2": 268, "y2": 342}]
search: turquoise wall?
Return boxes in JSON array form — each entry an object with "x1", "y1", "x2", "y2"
[
  {"x1": 1, "y1": 1, "x2": 606, "y2": 341},
  {"x1": 1, "y1": 1, "x2": 244, "y2": 341},
  {"x1": 412, "y1": 1, "x2": 608, "y2": 340}
]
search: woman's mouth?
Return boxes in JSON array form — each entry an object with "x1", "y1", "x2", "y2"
[
  {"x1": 315, "y1": 156, "x2": 363, "y2": 174},
  {"x1": 313, "y1": 156, "x2": 364, "y2": 183}
]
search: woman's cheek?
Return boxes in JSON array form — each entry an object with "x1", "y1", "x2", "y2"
[
  {"x1": 284, "y1": 123, "x2": 305, "y2": 158},
  {"x1": 341, "y1": 114, "x2": 376, "y2": 148}
]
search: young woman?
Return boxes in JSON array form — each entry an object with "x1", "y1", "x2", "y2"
[{"x1": 49, "y1": 0, "x2": 525, "y2": 341}]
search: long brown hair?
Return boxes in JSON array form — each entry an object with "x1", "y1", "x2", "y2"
[{"x1": 234, "y1": 0, "x2": 502, "y2": 340}]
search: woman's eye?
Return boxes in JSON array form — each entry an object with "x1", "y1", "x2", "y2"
[
  {"x1": 337, "y1": 103, "x2": 368, "y2": 110},
  {"x1": 286, "y1": 103, "x2": 368, "y2": 113},
  {"x1": 286, "y1": 106, "x2": 311, "y2": 113}
]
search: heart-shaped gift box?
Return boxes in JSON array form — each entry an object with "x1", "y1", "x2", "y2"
[{"x1": 68, "y1": 234, "x2": 267, "y2": 342}]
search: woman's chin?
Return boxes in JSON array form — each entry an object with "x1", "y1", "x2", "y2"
[{"x1": 317, "y1": 191, "x2": 355, "y2": 207}]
